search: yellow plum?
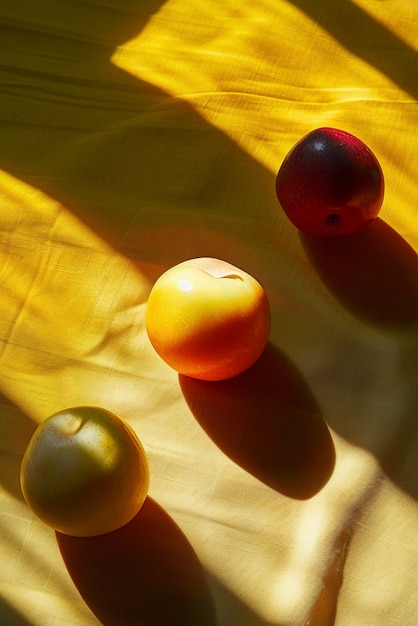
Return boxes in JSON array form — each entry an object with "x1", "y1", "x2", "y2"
[
  {"x1": 20, "y1": 406, "x2": 149, "y2": 537},
  {"x1": 146, "y1": 257, "x2": 271, "y2": 381}
]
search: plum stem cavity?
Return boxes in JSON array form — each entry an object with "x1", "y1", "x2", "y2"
[{"x1": 326, "y1": 214, "x2": 342, "y2": 227}]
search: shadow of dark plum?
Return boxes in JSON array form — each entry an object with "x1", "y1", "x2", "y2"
[{"x1": 301, "y1": 217, "x2": 418, "y2": 328}]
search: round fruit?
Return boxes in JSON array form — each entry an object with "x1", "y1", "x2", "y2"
[
  {"x1": 275, "y1": 127, "x2": 384, "y2": 236},
  {"x1": 145, "y1": 257, "x2": 271, "y2": 381},
  {"x1": 20, "y1": 406, "x2": 149, "y2": 537}
]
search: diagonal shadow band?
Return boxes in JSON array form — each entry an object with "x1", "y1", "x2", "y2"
[
  {"x1": 180, "y1": 342, "x2": 336, "y2": 500},
  {"x1": 0, "y1": 392, "x2": 37, "y2": 501},
  {"x1": 291, "y1": 0, "x2": 418, "y2": 101},
  {"x1": 0, "y1": 0, "x2": 275, "y2": 254},
  {"x1": 56, "y1": 496, "x2": 217, "y2": 626},
  {"x1": 0, "y1": 596, "x2": 33, "y2": 626}
]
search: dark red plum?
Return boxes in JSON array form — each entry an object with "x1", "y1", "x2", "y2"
[{"x1": 276, "y1": 127, "x2": 384, "y2": 237}]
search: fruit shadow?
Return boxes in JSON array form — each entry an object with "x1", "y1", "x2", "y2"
[
  {"x1": 56, "y1": 496, "x2": 216, "y2": 626},
  {"x1": 179, "y1": 342, "x2": 336, "y2": 500},
  {"x1": 301, "y1": 218, "x2": 418, "y2": 328}
]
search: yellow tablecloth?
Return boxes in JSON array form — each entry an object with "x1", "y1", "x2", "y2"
[{"x1": 1, "y1": 0, "x2": 417, "y2": 624}]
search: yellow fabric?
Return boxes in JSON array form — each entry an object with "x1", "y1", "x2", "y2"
[{"x1": 0, "y1": 0, "x2": 417, "y2": 624}]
